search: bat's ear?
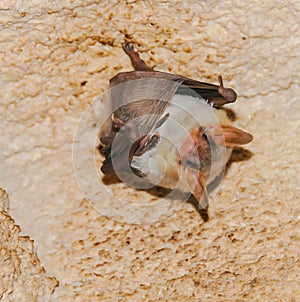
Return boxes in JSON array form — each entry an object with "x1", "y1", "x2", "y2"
[
  {"x1": 221, "y1": 125, "x2": 253, "y2": 146},
  {"x1": 185, "y1": 169, "x2": 209, "y2": 210}
]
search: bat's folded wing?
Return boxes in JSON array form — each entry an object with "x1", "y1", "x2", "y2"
[
  {"x1": 111, "y1": 71, "x2": 236, "y2": 107},
  {"x1": 100, "y1": 77, "x2": 182, "y2": 175}
]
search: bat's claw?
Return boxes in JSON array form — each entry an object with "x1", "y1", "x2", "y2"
[
  {"x1": 218, "y1": 75, "x2": 237, "y2": 104},
  {"x1": 122, "y1": 42, "x2": 153, "y2": 71},
  {"x1": 123, "y1": 42, "x2": 134, "y2": 53}
]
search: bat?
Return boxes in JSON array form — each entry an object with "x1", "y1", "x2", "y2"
[{"x1": 99, "y1": 43, "x2": 253, "y2": 216}]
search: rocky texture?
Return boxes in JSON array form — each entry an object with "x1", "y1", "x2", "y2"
[
  {"x1": 0, "y1": 189, "x2": 58, "y2": 301},
  {"x1": 0, "y1": 1, "x2": 299, "y2": 301}
]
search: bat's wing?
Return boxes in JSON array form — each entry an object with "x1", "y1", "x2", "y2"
[
  {"x1": 100, "y1": 77, "x2": 182, "y2": 175},
  {"x1": 100, "y1": 43, "x2": 238, "y2": 175},
  {"x1": 111, "y1": 71, "x2": 236, "y2": 108},
  {"x1": 118, "y1": 42, "x2": 237, "y2": 108}
]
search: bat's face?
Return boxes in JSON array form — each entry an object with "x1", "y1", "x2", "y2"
[{"x1": 130, "y1": 94, "x2": 233, "y2": 206}]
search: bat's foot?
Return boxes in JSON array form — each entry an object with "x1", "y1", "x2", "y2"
[
  {"x1": 123, "y1": 42, "x2": 134, "y2": 53},
  {"x1": 122, "y1": 42, "x2": 153, "y2": 71}
]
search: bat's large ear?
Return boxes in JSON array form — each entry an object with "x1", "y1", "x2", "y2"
[
  {"x1": 186, "y1": 169, "x2": 209, "y2": 210},
  {"x1": 221, "y1": 125, "x2": 253, "y2": 147}
]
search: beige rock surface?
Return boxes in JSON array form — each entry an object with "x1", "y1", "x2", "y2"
[
  {"x1": 0, "y1": 189, "x2": 58, "y2": 301},
  {"x1": 0, "y1": 1, "x2": 299, "y2": 301}
]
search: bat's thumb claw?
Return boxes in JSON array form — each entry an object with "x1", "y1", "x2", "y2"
[
  {"x1": 218, "y1": 75, "x2": 224, "y2": 87},
  {"x1": 218, "y1": 75, "x2": 237, "y2": 103}
]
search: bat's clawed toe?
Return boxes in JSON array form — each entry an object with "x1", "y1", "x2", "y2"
[
  {"x1": 122, "y1": 42, "x2": 154, "y2": 71},
  {"x1": 123, "y1": 42, "x2": 134, "y2": 53}
]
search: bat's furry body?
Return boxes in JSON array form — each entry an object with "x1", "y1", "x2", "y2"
[
  {"x1": 131, "y1": 95, "x2": 233, "y2": 185},
  {"x1": 99, "y1": 43, "x2": 253, "y2": 214}
]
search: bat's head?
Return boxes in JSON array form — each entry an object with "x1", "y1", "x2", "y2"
[{"x1": 130, "y1": 101, "x2": 253, "y2": 211}]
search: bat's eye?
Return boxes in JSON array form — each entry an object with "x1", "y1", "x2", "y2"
[{"x1": 203, "y1": 133, "x2": 218, "y2": 151}]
